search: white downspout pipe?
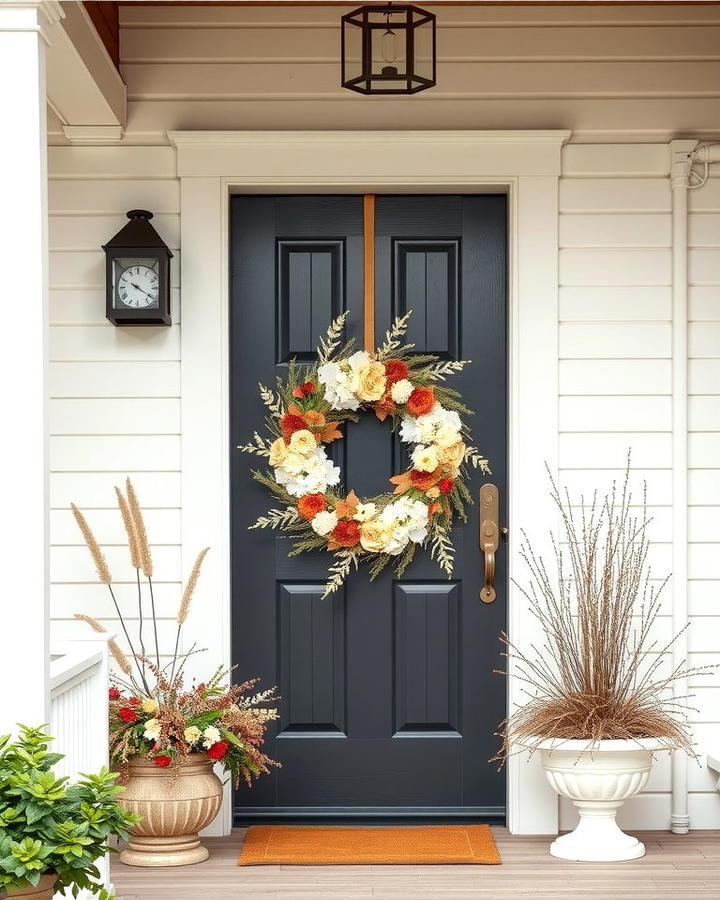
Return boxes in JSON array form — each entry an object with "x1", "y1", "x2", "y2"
[{"x1": 669, "y1": 139, "x2": 697, "y2": 836}]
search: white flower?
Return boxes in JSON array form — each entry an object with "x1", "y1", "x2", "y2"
[
  {"x1": 143, "y1": 718, "x2": 161, "y2": 741},
  {"x1": 435, "y1": 422, "x2": 461, "y2": 449},
  {"x1": 380, "y1": 497, "x2": 429, "y2": 546},
  {"x1": 184, "y1": 725, "x2": 202, "y2": 745},
  {"x1": 382, "y1": 524, "x2": 409, "y2": 556},
  {"x1": 279, "y1": 451, "x2": 306, "y2": 476},
  {"x1": 311, "y1": 510, "x2": 338, "y2": 536},
  {"x1": 390, "y1": 379, "x2": 414, "y2": 404},
  {"x1": 411, "y1": 445, "x2": 439, "y2": 473},
  {"x1": 353, "y1": 501, "x2": 377, "y2": 522},
  {"x1": 399, "y1": 416, "x2": 419, "y2": 444},
  {"x1": 318, "y1": 361, "x2": 361, "y2": 411},
  {"x1": 202, "y1": 725, "x2": 221, "y2": 749}
]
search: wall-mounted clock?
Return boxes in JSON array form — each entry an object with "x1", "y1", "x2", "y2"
[{"x1": 102, "y1": 210, "x2": 173, "y2": 325}]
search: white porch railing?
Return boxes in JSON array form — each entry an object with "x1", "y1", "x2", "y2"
[{"x1": 50, "y1": 635, "x2": 112, "y2": 898}]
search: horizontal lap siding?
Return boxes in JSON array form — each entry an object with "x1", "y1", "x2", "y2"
[
  {"x1": 48, "y1": 147, "x2": 182, "y2": 658},
  {"x1": 559, "y1": 143, "x2": 720, "y2": 830}
]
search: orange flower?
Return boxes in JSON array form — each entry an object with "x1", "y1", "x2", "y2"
[
  {"x1": 407, "y1": 387, "x2": 435, "y2": 417},
  {"x1": 331, "y1": 519, "x2": 361, "y2": 548},
  {"x1": 297, "y1": 493, "x2": 327, "y2": 520},
  {"x1": 384, "y1": 360, "x2": 409, "y2": 385},
  {"x1": 409, "y1": 467, "x2": 441, "y2": 492},
  {"x1": 428, "y1": 501, "x2": 442, "y2": 518},
  {"x1": 301, "y1": 410, "x2": 342, "y2": 444},
  {"x1": 280, "y1": 413, "x2": 306, "y2": 441}
]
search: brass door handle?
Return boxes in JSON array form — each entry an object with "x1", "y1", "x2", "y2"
[{"x1": 479, "y1": 484, "x2": 499, "y2": 604}]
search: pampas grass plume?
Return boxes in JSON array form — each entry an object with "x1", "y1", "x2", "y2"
[
  {"x1": 115, "y1": 486, "x2": 141, "y2": 569},
  {"x1": 125, "y1": 478, "x2": 153, "y2": 578},
  {"x1": 177, "y1": 547, "x2": 209, "y2": 625},
  {"x1": 71, "y1": 504, "x2": 111, "y2": 585}
]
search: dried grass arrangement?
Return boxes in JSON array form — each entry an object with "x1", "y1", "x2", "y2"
[
  {"x1": 494, "y1": 462, "x2": 713, "y2": 763},
  {"x1": 72, "y1": 479, "x2": 279, "y2": 786}
]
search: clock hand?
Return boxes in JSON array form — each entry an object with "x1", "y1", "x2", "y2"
[{"x1": 130, "y1": 282, "x2": 153, "y2": 299}]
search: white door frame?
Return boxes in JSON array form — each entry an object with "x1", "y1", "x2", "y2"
[{"x1": 170, "y1": 130, "x2": 570, "y2": 836}]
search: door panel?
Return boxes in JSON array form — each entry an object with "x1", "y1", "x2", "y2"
[{"x1": 230, "y1": 194, "x2": 507, "y2": 821}]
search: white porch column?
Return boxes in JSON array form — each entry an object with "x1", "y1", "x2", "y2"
[{"x1": 0, "y1": 0, "x2": 60, "y2": 732}]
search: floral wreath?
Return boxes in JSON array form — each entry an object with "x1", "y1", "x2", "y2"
[{"x1": 239, "y1": 311, "x2": 490, "y2": 598}]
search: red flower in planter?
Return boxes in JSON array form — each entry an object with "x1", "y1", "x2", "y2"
[
  {"x1": 118, "y1": 707, "x2": 138, "y2": 724},
  {"x1": 109, "y1": 687, "x2": 121, "y2": 700},
  {"x1": 128, "y1": 696, "x2": 141, "y2": 706},
  {"x1": 207, "y1": 741, "x2": 229, "y2": 761},
  {"x1": 153, "y1": 755, "x2": 172, "y2": 768}
]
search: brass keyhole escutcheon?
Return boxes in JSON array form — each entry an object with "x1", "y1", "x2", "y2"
[{"x1": 479, "y1": 484, "x2": 499, "y2": 604}]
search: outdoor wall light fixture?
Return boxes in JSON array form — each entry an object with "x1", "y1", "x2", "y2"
[{"x1": 341, "y1": 3, "x2": 436, "y2": 95}]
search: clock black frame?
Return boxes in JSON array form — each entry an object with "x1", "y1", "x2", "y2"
[{"x1": 103, "y1": 209, "x2": 173, "y2": 325}]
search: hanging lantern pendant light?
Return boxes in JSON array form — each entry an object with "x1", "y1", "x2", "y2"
[{"x1": 341, "y1": 3, "x2": 437, "y2": 95}]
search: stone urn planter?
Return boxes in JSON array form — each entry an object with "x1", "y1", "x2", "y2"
[
  {"x1": 118, "y1": 753, "x2": 223, "y2": 867},
  {"x1": 5, "y1": 875, "x2": 57, "y2": 899},
  {"x1": 532, "y1": 738, "x2": 670, "y2": 861}
]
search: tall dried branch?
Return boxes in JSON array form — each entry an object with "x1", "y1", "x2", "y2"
[{"x1": 494, "y1": 463, "x2": 715, "y2": 764}]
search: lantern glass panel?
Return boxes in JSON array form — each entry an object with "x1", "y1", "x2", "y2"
[
  {"x1": 342, "y1": 16, "x2": 363, "y2": 86},
  {"x1": 412, "y1": 16, "x2": 434, "y2": 83}
]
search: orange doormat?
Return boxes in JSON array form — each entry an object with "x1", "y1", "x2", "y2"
[{"x1": 238, "y1": 824, "x2": 501, "y2": 866}]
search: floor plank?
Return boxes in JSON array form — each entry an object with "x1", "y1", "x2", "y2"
[{"x1": 111, "y1": 828, "x2": 720, "y2": 899}]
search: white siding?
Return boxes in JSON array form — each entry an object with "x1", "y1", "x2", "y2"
[
  {"x1": 558, "y1": 143, "x2": 720, "y2": 831},
  {"x1": 48, "y1": 147, "x2": 182, "y2": 659},
  {"x1": 45, "y1": 2, "x2": 720, "y2": 830}
]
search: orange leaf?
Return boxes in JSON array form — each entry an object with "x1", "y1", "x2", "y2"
[
  {"x1": 321, "y1": 421, "x2": 343, "y2": 443},
  {"x1": 335, "y1": 489, "x2": 359, "y2": 519},
  {"x1": 389, "y1": 472, "x2": 412, "y2": 495}
]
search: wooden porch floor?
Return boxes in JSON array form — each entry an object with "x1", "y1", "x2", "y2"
[{"x1": 112, "y1": 827, "x2": 720, "y2": 899}]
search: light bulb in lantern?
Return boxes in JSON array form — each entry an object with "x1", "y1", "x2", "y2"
[{"x1": 381, "y1": 27, "x2": 398, "y2": 64}]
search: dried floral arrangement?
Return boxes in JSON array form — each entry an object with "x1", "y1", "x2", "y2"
[
  {"x1": 72, "y1": 480, "x2": 280, "y2": 786},
  {"x1": 239, "y1": 311, "x2": 490, "y2": 597},
  {"x1": 494, "y1": 462, "x2": 714, "y2": 762}
]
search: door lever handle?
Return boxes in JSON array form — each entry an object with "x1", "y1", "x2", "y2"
[{"x1": 479, "y1": 484, "x2": 499, "y2": 604}]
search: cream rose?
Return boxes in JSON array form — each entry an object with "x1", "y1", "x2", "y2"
[
  {"x1": 426, "y1": 486, "x2": 440, "y2": 499},
  {"x1": 438, "y1": 441, "x2": 466, "y2": 471},
  {"x1": 360, "y1": 520, "x2": 391, "y2": 553},
  {"x1": 280, "y1": 451, "x2": 306, "y2": 476},
  {"x1": 355, "y1": 361, "x2": 387, "y2": 402},
  {"x1": 289, "y1": 429, "x2": 316, "y2": 457},
  {"x1": 353, "y1": 501, "x2": 377, "y2": 522},
  {"x1": 412, "y1": 445, "x2": 439, "y2": 473},
  {"x1": 268, "y1": 436, "x2": 288, "y2": 467}
]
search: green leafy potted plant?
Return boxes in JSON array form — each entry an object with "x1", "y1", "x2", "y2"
[{"x1": 0, "y1": 725, "x2": 137, "y2": 899}]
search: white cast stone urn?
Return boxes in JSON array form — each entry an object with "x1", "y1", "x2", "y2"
[{"x1": 530, "y1": 738, "x2": 671, "y2": 862}]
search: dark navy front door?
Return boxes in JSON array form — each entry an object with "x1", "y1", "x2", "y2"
[{"x1": 230, "y1": 195, "x2": 507, "y2": 821}]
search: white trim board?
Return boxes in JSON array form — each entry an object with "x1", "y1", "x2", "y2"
[{"x1": 172, "y1": 129, "x2": 569, "y2": 836}]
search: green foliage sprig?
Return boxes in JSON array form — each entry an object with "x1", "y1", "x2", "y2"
[{"x1": 0, "y1": 725, "x2": 138, "y2": 899}]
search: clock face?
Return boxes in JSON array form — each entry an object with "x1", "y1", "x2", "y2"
[{"x1": 113, "y1": 259, "x2": 160, "y2": 310}]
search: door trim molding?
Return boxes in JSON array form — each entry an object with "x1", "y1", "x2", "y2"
[{"x1": 174, "y1": 129, "x2": 569, "y2": 837}]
